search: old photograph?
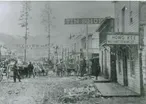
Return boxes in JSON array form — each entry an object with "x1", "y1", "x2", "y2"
[{"x1": 0, "y1": 0, "x2": 146, "y2": 104}]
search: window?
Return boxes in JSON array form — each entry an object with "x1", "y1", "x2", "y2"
[{"x1": 130, "y1": 11, "x2": 133, "y2": 24}]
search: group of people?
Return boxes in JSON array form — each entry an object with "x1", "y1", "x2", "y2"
[
  {"x1": 12, "y1": 61, "x2": 34, "y2": 82},
  {"x1": 11, "y1": 57, "x2": 101, "y2": 82},
  {"x1": 55, "y1": 57, "x2": 101, "y2": 79}
]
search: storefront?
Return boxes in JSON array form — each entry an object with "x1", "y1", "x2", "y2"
[{"x1": 106, "y1": 32, "x2": 141, "y2": 94}]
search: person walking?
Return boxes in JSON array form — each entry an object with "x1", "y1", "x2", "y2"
[
  {"x1": 13, "y1": 60, "x2": 21, "y2": 83},
  {"x1": 56, "y1": 62, "x2": 61, "y2": 77},
  {"x1": 93, "y1": 59, "x2": 101, "y2": 80}
]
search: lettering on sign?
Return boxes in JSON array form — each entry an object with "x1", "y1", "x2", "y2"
[
  {"x1": 107, "y1": 35, "x2": 139, "y2": 44},
  {"x1": 16, "y1": 44, "x2": 50, "y2": 49},
  {"x1": 64, "y1": 18, "x2": 104, "y2": 24}
]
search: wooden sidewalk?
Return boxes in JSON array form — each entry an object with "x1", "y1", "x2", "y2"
[{"x1": 95, "y1": 83, "x2": 140, "y2": 97}]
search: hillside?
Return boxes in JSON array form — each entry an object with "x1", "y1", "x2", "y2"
[{"x1": 0, "y1": 33, "x2": 50, "y2": 60}]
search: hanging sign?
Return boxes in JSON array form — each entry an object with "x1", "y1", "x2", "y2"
[{"x1": 107, "y1": 35, "x2": 139, "y2": 45}]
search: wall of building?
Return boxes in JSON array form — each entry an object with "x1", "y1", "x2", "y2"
[
  {"x1": 92, "y1": 32, "x2": 99, "y2": 53},
  {"x1": 115, "y1": 1, "x2": 139, "y2": 33},
  {"x1": 114, "y1": 1, "x2": 141, "y2": 94},
  {"x1": 142, "y1": 25, "x2": 146, "y2": 84}
]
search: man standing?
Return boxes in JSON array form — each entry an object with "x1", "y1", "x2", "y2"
[
  {"x1": 88, "y1": 60, "x2": 92, "y2": 77},
  {"x1": 93, "y1": 59, "x2": 101, "y2": 80},
  {"x1": 13, "y1": 60, "x2": 21, "y2": 82},
  {"x1": 60, "y1": 60, "x2": 66, "y2": 77},
  {"x1": 80, "y1": 57, "x2": 86, "y2": 77},
  {"x1": 28, "y1": 62, "x2": 34, "y2": 78}
]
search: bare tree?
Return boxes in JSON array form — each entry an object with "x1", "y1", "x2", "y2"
[
  {"x1": 19, "y1": 1, "x2": 31, "y2": 63},
  {"x1": 41, "y1": 2, "x2": 55, "y2": 61}
]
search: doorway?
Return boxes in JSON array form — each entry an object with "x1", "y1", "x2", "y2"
[
  {"x1": 111, "y1": 52, "x2": 117, "y2": 82},
  {"x1": 123, "y1": 48, "x2": 128, "y2": 86}
]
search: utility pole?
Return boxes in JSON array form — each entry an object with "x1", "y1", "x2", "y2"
[
  {"x1": 62, "y1": 46, "x2": 64, "y2": 60},
  {"x1": 41, "y1": 3, "x2": 55, "y2": 63},
  {"x1": 86, "y1": 23, "x2": 89, "y2": 67},
  {"x1": 19, "y1": 1, "x2": 31, "y2": 63},
  {"x1": 24, "y1": 1, "x2": 28, "y2": 63},
  {"x1": 68, "y1": 48, "x2": 70, "y2": 59},
  {"x1": 48, "y1": 13, "x2": 51, "y2": 61},
  {"x1": 56, "y1": 46, "x2": 58, "y2": 63}
]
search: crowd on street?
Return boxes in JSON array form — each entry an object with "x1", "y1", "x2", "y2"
[{"x1": 0, "y1": 56, "x2": 101, "y2": 83}]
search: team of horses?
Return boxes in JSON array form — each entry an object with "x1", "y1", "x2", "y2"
[{"x1": 4, "y1": 63, "x2": 49, "y2": 79}]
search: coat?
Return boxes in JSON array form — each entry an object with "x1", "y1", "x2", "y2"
[{"x1": 93, "y1": 60, "x2": 100, "y2": 77}]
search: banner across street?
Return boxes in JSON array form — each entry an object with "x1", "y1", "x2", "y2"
[{"x1": 64, "y1": 18, "x2": 104, "y2": 25}]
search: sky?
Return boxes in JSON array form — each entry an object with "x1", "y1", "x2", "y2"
[{"x1": 0, "y1": 1, "x2": 114, "y2": 46}]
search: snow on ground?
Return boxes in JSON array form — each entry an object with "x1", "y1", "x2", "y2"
[
  {"x1": 0, "y1": 75, "x2": 95, "y2": 104},
  {"x1": 1, "y1": 75, "x2": 146, "y2": 104}
]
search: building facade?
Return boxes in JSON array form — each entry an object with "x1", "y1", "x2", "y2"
[
  {"x1": 97, "y1": 17, "x2": 116, "y2": 81},
  {"x1": 113, "y1": 1, "x2": 146, "y2": 94}
]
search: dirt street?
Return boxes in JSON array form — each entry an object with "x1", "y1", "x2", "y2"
[{"x1": 0, "y1": 75, "x2": 146, "y2": 104}]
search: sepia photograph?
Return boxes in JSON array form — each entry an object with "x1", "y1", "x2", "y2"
[{"x1": 0, "y1": 0, "x2": 146, "y2": 104}]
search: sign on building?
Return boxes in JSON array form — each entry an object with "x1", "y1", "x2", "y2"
[
  {"x1": 64, "y1": 18, "x2": 104, "y2": 24},
  {"x1": 107, "y1": 35, "x2": 139, "y2": 44}
]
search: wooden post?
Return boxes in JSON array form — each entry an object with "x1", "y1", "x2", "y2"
[{"x1": 139, "y1": 2, "x2": 144, "y2": 96}]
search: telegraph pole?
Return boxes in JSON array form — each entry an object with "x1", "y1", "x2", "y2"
[
  {"x1": 86, "y1": 23, "x2": 88, "y2": 61},
  {"x1": 19, "y1": 1, "x2": 31, "y2": 63},
  {"x1": 24, "y1": 1, "x2": 28, "y2": 63},
  {"x1": 85, "y1": 23, "x2": 89, "y2": 74},
  {"x1": 48, "y1": 13, "x2": 51, "y2": 61}
]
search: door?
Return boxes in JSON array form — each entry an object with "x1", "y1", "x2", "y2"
[
  {"x1": 123, "y1": 49, "x2": 128, "y2": 86},
  {"x1": 111, "y1": 53, "x2": 117, "y2": 82}
]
